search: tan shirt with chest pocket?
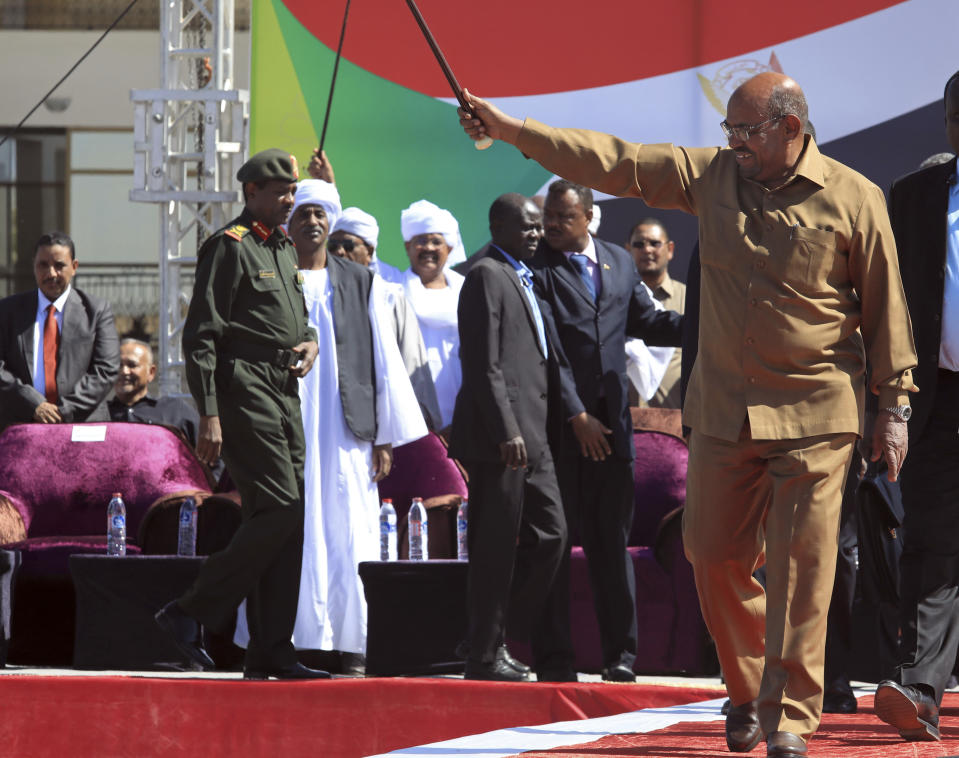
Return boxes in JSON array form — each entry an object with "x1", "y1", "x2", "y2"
[{"x1": 517, "y1": 121, "x2": 917, "y2": 442}]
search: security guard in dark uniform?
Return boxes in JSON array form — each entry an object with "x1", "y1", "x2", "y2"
[{"x1": 155, "y1": 149, "x2": 328, "y2": 679}]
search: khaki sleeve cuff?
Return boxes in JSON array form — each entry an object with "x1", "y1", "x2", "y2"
[{"x1": 877, "y1": 388, "x2": 910, "y2": 409}]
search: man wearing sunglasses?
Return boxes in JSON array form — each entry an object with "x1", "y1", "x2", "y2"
[{"x1": 457, "y1": 72, "x2": 917, "y2": 757}]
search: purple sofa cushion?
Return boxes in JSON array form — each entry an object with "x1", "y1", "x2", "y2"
[
  {"x1": 378, "y1": 432, "x2": 467, "y2": 515},
  {"x1": 0, "y1": 422, "x2": 212, "y2": 542},
  {"x1": 629, "y1": 429, "x2": 688, "y2": 547}
]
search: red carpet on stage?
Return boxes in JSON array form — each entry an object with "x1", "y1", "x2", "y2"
[
  {"x1": 0, "y1": 675, "x2": 722, "y2": 758},
  {"x1": 521, "y1": 693, "x2": 959, "y2": 757}
]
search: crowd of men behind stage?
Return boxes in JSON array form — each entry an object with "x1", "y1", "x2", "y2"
[{"x1": 0, "y1": 68, "x2": 957, "y2": 758}]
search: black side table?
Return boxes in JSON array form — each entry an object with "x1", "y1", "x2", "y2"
[
  {"x1": 69, "y1": 554, "x2": 205, "y2": 670},
  {"x1": 359, "y1": 559, "x2": 468, "y2": 676},
  {"x1": 0, "y1": 549, "x2": 20, "y2": 667}
]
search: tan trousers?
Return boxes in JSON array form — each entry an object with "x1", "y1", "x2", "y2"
[{"x1": 682, "y1": 425, "x2": 856, "y2": 740}]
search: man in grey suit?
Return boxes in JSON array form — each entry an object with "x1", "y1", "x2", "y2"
[{"x1": 0, "y1": 231, "x2": 118, "y2": 428}]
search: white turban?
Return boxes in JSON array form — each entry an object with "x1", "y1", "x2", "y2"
[
  {"x1": 290, "y1": 179, "x2": 341, "y2": 233},
  {"x1": 333, "y1": 206, "x2": 379, "y2": 249},
  {"x1": 588, "y1": 202, "x2": 602, "y2": 235},
  {"x1": 400, "y1": 199, "x2": 466, "y2": 266}
]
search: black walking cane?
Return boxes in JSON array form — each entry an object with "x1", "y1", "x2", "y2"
[{"x1": 404, "y1": 0, "x2": 494, "y2": 150}]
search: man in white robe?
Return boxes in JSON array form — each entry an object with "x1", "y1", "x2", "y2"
[{"x1": 236, "y1": 180, "x2": 426, "y2": 673}]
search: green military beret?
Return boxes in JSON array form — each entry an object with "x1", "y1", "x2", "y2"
[{"x1": 236, "y1": 148, "x2": 299, "y2": 184}]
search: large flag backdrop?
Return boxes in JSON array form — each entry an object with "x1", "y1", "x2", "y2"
[{"x1": 251, "y1": 0, "x2": 958, "y2": 272}]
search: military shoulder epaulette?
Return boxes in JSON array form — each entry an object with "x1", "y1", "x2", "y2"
[{"x1": 224, "y1": 224, "x2": 250, "y2": 241}]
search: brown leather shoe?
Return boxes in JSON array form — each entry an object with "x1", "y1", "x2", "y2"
[
  {"x1": 766, "y1": 731, "x2": 806, "y2": 757},
  {"x1": 726, "y1": 700, "x2": 762, "y2": 752},
  {"x1": 875, "y1": 680, "x2": 941, "y2": 741}
]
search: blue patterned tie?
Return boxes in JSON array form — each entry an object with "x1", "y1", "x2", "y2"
[
  {"x1": 569, "y1": 253, "x2": 596, "y2": 302},
  {"x1": 518, "y1": 268, "x2": 548, "y2": 356}
]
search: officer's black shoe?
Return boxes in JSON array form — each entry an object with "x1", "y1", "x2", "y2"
[
  {"x1": 154, "y1": 601, "x2": 215, "y2": 671},
  {"x1": 875, "y1": 680, "x2": 940, "y2": 741},
  {"x1": 497, "y1": 644, "x2": 531, "y2": 675},
  {"x1": 243, "y1": 662, "x2": 332, "y2": 680}
]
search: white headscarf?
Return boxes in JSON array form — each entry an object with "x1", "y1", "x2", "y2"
[
  {"x1": 290, "y1": 179, "x2": 342, "y2": 233},
  {"x1": 333, "y1": 206, "x2": 379, "y2": 248},
  {"x1": 400, "y1": 199, "x2": 466, "y2": 266}
]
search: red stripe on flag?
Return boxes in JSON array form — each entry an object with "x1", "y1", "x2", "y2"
[{"x1": 282, "y1": 0, "x2": 904, "y2": 97}]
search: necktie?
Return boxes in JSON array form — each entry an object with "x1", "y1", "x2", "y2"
[
  {"x1": 519, "y1": 269, "x2": 548, "y2": 357},
  {"x1": 569, "y1": 253, "x2": 596, "y2": 302},
  {"x1": 43, "y1": 304, "x2": 59, "y2": 404}
]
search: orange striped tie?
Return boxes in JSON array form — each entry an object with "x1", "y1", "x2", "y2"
[{"x1": 43, "y1": 304, "x2": 59, "y2": 404}]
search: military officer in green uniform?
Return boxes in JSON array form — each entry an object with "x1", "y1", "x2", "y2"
[{"x1": 155, "y1": 148, "x2": 329, "y2": 680}]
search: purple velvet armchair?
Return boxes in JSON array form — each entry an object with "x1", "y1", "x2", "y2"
[
  {"x1": 508, "y1": 408, "x2": 715, "y2": 676},
  {"x1": 377, "y1": 432, "x2": 468, "y2": 559},
  {"x1": 566, "y1": 407, "x2": 714, "y2": 675},
  {"x1": 0, "y1": 422, "x2": 215, "y2": 664}
]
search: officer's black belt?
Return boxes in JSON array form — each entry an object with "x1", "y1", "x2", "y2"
[{"x1": 227, "y1": 340, "x2": 301, "y2": 368}]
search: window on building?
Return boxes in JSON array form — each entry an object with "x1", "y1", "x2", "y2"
[{"x1": 0, "y1": 130, "x2": 66, "y2": 297}]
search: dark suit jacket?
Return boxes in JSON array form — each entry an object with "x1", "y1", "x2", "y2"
[
  {"x1": 448, "y1": 247, "x2": 551, "y2": 463},
  {"x1": 527, "y1": 237, "x2": 682, "y2": 459},
  {"x1": 327, "y1": 254, "x2": 377, "y2": 442},
  {"x1": 0, "y1": 286, "x2": 119, "y2": 426},
  {"x1": 452, "y1": 241, "x2": 493, "y2": 277},
  {"x1": 889, "y1": 156, "x2": 957, "y2": 442}
]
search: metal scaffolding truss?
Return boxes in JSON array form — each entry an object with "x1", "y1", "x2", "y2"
[{"x1": 130, "y1": 0, "x2": 248, "y2": 395}]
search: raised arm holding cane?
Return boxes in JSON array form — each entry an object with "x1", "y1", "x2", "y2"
[{"x1": 454, "y1": 73, "x2": 917, "y2": 756}]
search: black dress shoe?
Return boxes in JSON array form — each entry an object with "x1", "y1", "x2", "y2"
[
  {"x1": 536, "y1": 667, "x2": 578, "y2": 682},
  {"x1": 465, "y1": 658, "x2": 530, "y2": 682},
  {"x1": 721, "y1": 698, "x2": 731, "y2": 715},
  {"x1": 875, "y1": 680, "x2": 940, "y2": 741},
  {"x1": 601, "y1": 663, "x2": 636, "y2": 682},
  {"x1": 497, "y1": 645, "x2": 531, "y2": 675},
  {"x1": 822, "y1": 680, "x2": 857, "y2": 714},
  {"x1": 340, "y1": 652, "x2": 366, "y2": 676},
  {"x1": 726, "y1": 700, "x2": 762, "y2": 753},
  {"x1": 766, "y1": 731, "x2": 806, "y2": 757},
  {"x1": 243, "y1": 662, "x2": 332, "y2": 680},
  {"x1": 154, "y1": 601, "x2": 215, "y2": 670}
]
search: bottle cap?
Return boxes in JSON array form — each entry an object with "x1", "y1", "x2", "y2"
[
  {"x1": 412, "y1": 497, "x2": 423, "y2": 502},
  {"x1": 112, "y1": 492, "x2": 122, "y2": 498},
  {"x1": 382, "y1": 498, "x2": 392, "y2": 503}
]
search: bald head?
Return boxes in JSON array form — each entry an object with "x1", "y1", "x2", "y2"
[
  {"x1": 729, "y1": 73, "x2": 808, "y2": 131},
  {"x1": 724, "y1": 73, "x2": 808, "y2": 188},
  {"x1": 489, "y1": 193, "x2": 543, "y2": 261}
]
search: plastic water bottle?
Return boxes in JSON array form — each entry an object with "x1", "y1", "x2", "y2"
[
  {"x1": 106, "y1": 492, "x2": 126, "y2": 557},
  {"x1": 407, "y1": 497, "x2": 428, "y2": 561},
  {"x1": 177, "y1": 496, "x2": 198, "y2": 557},
  {"x1": 456, "y1": 499, "x2": 469, "y2": 561},
  {"x1": 379, "y1": 498, "x2": 397, "y2": 561}
]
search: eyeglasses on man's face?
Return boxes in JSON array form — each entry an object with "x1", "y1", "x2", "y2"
[
  {"x1": 327, "y1": 238, "x2": 359, "y2": 253},
  {"x1": 628, "y1": 238, "x2": 664, "y2": 250},
  {"x1": 720, "y1": 115, "x2": 784, "y2": 142}
]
